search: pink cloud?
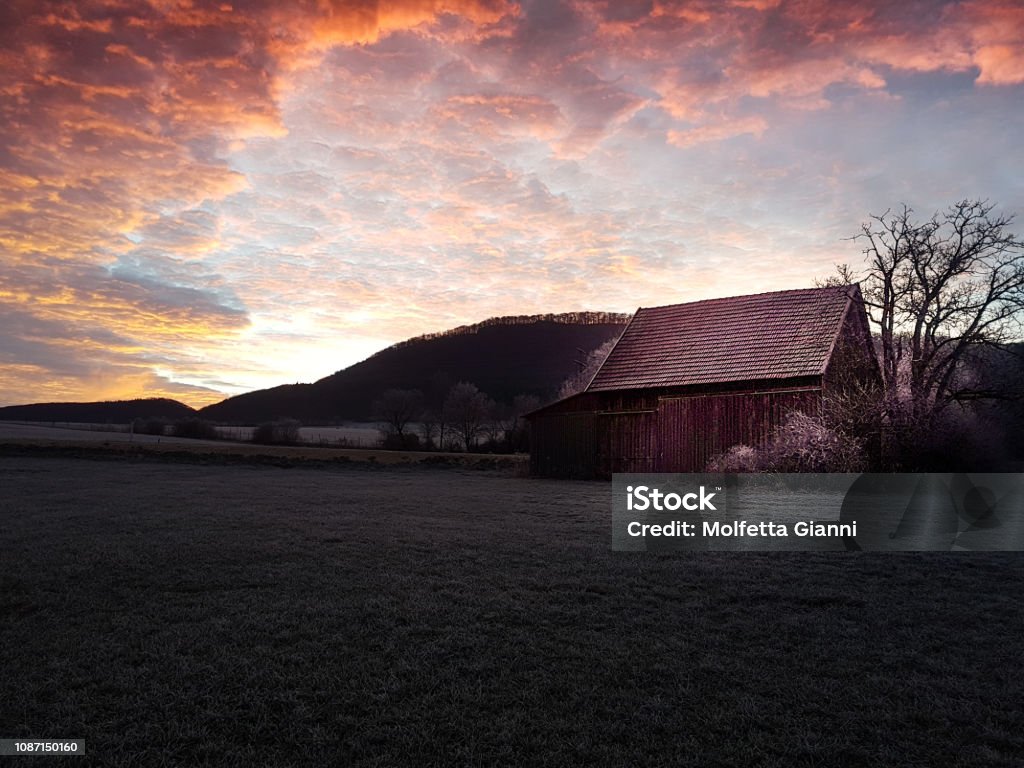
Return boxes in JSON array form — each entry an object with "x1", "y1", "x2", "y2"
[
  {"x1": 974, "y1": 45, "x2": 1024, "y2": 85},
  {"x1": 1, "y1": 0, "x2": 1022, "y2": 406},
  {"x1": 667, "y1": 115, "x2": 768, "y2": 147}
]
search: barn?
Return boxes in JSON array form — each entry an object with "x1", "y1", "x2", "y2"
[{"x1": 526, "y1": 285, "x2": 878, "y2": 478}]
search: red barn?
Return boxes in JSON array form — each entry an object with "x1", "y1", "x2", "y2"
[{"x1": 527, "y1": 285, "x2": 878, "y2": 478}]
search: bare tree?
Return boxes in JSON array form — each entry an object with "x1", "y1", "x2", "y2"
[
  {"x1": 557, "y1": 337, "x2": 619, "y2": 400},
  {"x1": 499, "y1": 393, "x2": 540, "y2": 451},
  {"x1": 418, "y1": 409, "x2": 440, "y2": 450},
  {"x1": 835, "y1": 200, "x2": 1024, "y2": 467},
  {"x1": 484, "y1": 407, "x2": 505, "y2": 448},
  {"x1": 443, "y1": 382, "x2": 494, "y2": 452},
  {"x1": 428, "y1": 371, "x2": 452, "y2": 451},
  {"x1": 372, "y1": 388, "x2": 423, "y2": 441}
]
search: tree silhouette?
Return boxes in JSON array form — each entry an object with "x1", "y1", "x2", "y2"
[
  {"x1": 443, "y1": 382, "x2": 494, "y2": 452},
  {"x1": 835, "y1": 199, "x2": 1024, "y2": 466},
  {"x1": 372, "y1": 388, "x2": 423, "y2": 440}
]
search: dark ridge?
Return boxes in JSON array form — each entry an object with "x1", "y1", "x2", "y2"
[
  {"x1": 0, "y1": 397, "x2": 197, "y2": 423},
  {"x1": 381, "y1": 312, "x2": 632, "y2": 354},
  {"x1": 199, "y1": 313, "x2": 629, "y2": 424}
]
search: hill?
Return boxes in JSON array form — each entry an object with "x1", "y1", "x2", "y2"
[
  {"x1": 0, "y1": 397, "x2": 197, "y2": 423},
  {"x1": 199, "y1": 312, "x2": 629, "y2": 424}
]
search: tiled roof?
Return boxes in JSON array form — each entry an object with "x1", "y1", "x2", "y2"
[{"x1": 587, "y1": 286, "x2": 856, "y2": 392}]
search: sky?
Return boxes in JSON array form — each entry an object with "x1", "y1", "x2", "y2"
[{"x1": 1, "y1": 0, "x2": 1022, "y2": 408}]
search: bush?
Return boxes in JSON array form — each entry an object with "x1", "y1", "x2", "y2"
[
  {"x1": 706, "y1": 445, "x2": 759, "y2": 473},
  {"x1": 252, "y1": 419, "x2": 302, "y2": 445},
  {"x1": 170, "y1": 418, "x2": 219, "y2": 440},
  {"x1": 761, "y1": 412, "x2": 866, "y2": 472},
  {"x1": 381, "y1": 432, "x2": 421, "y2": 450},
  {"x1": 705, "y1": 412, "x2": 866, "y2": 473},
  {"x1": 132, "y1": 417, "x2": 167, "y2": 436},
  {"x1": 902, "y1": 407, "x2": 1006, "y2": 471}
]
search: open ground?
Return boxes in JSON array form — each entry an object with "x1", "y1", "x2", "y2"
[
  {"x1": 0, "y1": 422, "x2": 383, "y2": 450},
  {"x1": 0, "y1": 422, "x2": 518, "y2": 469},
  {"x1": 2, "y1": 453, "x2": 1023, "y2": 767}
]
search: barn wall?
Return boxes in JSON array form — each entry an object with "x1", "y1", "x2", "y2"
[
  {"x1": 528, "y1": 385, "x2": 822, "y2": 478},
  {"x1": 823, "y1": 300, "x2": 880, "y2": 393},
  {"x1": 656, "y1": 388, "x2": 821, "y2": 472},
  {"x1": 528, "y1": 391, "x2": 601, "y2": 416},
  {"x1": 597, "y1": 410, "x2": 657, "y2": 475},
  {"x1": 529, "y1": 412, "x2": 598, "y2": 479}
]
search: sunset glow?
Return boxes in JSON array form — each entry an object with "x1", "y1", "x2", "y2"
[{"x1": 2, "y1": 0, "x2": 1022, "y2": 407}]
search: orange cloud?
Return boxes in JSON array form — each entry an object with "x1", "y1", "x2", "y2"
[
  {"x1": 740, "y1": 57, "x2": 886, "y2": 107},
  {"x1": 434, "y1": 92, "x2": 565, "y2": 140},
  {"x1": 974, "y1": 45, "x2": 1024, "y2": 85},
  {"x1": 667, "y1": 116, "x2": 768, "y2": 148},
  {"x1": 964, "y1": 0, "x2": 1024, "y2": 84},
  {"x1": 265, "y1": 0, "x2": 518, "y2": 69},
  {"x1": 1, "y1": 0, "x2": 1022, "y2": 410},
  {"x1": 0, "y1": 363, "x2": 228, "y2": 409}
]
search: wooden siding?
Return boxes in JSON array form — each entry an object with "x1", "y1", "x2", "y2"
[
  {"x1": 823, "y1": 297, "x2": 881, "y2": 393},
  {"x1": 597, "y1": 411, "x2": 656, "y2": 475},
  {"x1": 656, "y1": 388, "x2": 821, "y2": 472},
  {"x1": 526, "y1": 391, "x2": 601, "y2": 417},
  {"x1": 529, "y1": 412, "x2": 598, "y2": 479},
  {"x1": 529, "y1": 386, "x2": 822, "y2": 478}
]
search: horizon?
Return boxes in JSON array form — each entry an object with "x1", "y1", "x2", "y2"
[
  {"x1": 2, "y1": 0, "x2": 1022, "y2": 408},
  {"x1": 0, "y1": 306, "x2": 633, "y2": 409}
]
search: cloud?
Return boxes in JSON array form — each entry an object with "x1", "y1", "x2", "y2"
[
  {"x1": 667, "y1": 116, "x2": 768, "y2": 147},
  {"x1": 0, "y1": 0, "x2": 1022, "y2": 407},
  {"x1": 435, "y1": 92, "x2": 565, "y2": 140},
  {"x1": 973, "y1": 45, "x2": 1024, "y2": 85},
  {"x1": 0, "y1": 296, "x2": 239, "y2": 407},
  {"x1": 962, "y1": 0, "x2": 1024, "y2": 85}
]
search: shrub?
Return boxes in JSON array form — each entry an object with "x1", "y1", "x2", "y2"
[
  {"x1": 903, "y1": 407, "x2": 1006, "y2": 471},
  {"x1": 706, "y1": 444, "x2": 759, "y2": 473},
  {"x1": 705, "y1": 412, "x2": 866, "y2": 473},
  {"x1": 760, "y1": 412, "x2": 866, "y2": 472},
  {"x1": 381, "y1": 432, "x2": 421, "y2": 450},
  {"x1": 132, "y1": 417, "x2": 167, "y2": 436},
  {"x1": 170, "y1": 418, "x2": 219, "y2": 440},
  {"x1": 252, "y1": 419, "x2": 302, "y2": 445}
]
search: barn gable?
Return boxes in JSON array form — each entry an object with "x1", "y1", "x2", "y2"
[{"x1": 528, "y1": 285, "x2": 877, "y2": 478}]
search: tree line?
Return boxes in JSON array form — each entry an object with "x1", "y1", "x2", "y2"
[
  {"x1": 383, "y1": 312, "x2": 631, "y2": 352},
  {"x1": 372, "y1": 381, "x2": 540, "y2": 453}
]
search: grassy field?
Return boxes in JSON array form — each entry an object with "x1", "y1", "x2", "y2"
[
  {"x1": 0, "y1": 422, "x2": 382, "y2": 447},
  {"x1": 1, "y1": 454, "x2": 1023, "y2": 767},
  {"x1": 0, "y1": 422, "x2": 524, "y2": 470}
]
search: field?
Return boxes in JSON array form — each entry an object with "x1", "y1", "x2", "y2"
[
  {"x1": 0, "y1": 421, "x2": 382, "y2": 448},
  {"x1": 0, "y1": 422, "x2": 516, "y2": 469},
  {"x1": 2, "y1": 453, "x2": 1023, "y2": 766},
  {"x1": 215, "y1": 425, "x2": 381, "y2": 447}
]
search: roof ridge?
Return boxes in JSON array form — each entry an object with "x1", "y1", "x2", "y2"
[{"x1": 636, "y1": 284, "x2": 853, "y2": 313}]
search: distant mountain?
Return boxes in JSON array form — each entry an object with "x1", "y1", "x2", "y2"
[
  {"x1": 199, "y1": 312, "x2": 630, "y2": 424},
  {"x1": 0, "y1": 397, "x2": 197, "y2": 423}
]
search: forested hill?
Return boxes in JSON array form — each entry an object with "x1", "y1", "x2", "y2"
[
  {"x1": 199, "y1": 312, "x2": 630, "y2": 424},
  {"x1": 0, "y1": 397, "x2": 197, "y2": 423}
]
